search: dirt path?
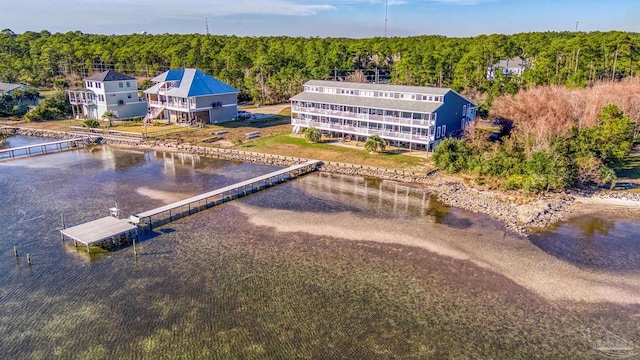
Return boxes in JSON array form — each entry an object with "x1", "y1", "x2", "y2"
[{"x1": 239, "y1": 103, "x2": 290, "y2": 115}]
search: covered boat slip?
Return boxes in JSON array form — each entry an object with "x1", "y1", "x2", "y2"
[
  {"x1": 131, "y1": 159, "x2": 322, "y2": 230},
  {"x1": 60, "y1": 216, "x2": 138, "y2": 253}
]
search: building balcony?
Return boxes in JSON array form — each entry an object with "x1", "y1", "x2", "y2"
[
  {"x1": 291, "y1": 106, "x2": 433, "y2": 127},
  {"x1": 148, "y1": 99, "x2": 195, "y2": 111},
  {"x1": 292, "y1": 118, "x2": 434, "y2": 144},
  {"x1": 67, "y1": 89, "x2": 95, "y2": 105},
  {"x1": 69, "y1": 98, "x2": 95, "y2": 105}
]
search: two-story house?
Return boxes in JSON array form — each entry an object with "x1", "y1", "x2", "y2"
[
  {"x1": 143, "y1": 68, "x2": 239, "y2": 125},
  {"x1": 67, "y1": 70, "x2": 148, "y2": 119},
  {"x1": 290, "y1": 80, "x2": 477, "y2": 151}
]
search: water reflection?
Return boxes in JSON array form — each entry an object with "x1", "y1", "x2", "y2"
[
  {"x1": 531, "y1": 216, "x2": 640, "y2": 271},
  {"x1": 296, "y1": 172, "x2": 453, "y2": 222},
  {"x1": 570, "y1": 215, "x2": 616, "y2": 237}
]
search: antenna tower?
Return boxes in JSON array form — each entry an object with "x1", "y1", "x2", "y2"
[
  {"x1": 384, "y1": 0, "x2": 389, "y2": 38},
  {"x1": 206, "y1": 17, "x2": 210, "y2": 35}
]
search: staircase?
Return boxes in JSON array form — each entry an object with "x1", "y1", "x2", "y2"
[{"x1": 143, "y1": 106, "x2": 165, "y2": 124}]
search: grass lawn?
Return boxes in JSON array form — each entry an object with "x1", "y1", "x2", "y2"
[
  {"x1": 14, "y1": 117, "x2": 431, "y2": 171},
  {"x1": 243, "y1": 134, "x2": 429, "y2": 171}
]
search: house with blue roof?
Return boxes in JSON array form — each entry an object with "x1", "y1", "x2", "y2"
[{"x1": 143, "y1": 68, "x2": 239, "y2": 125}]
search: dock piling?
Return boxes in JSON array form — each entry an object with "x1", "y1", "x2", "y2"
[
  {"x1": 27, "y1": 253, "x2": 31, "y2": 265},
  {"x1": 133, "y1": 236, "x2": 137, "y2": 256},
  {"x1": 13, "y1": 246, "x2": 17, "y2": 257}
]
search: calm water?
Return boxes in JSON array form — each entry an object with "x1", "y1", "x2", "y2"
[{"x1": 2, "y1": 135, "x2": 640, "y2": 359}]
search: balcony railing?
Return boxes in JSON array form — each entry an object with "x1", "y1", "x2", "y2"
[
  {"x1": 69, "y1": 98, "x2": 95, "y2": 105},
  {"x1": 292, "y1": 118, "x2": 434, "y2": 144},
  {"x1": 149, "y1": 99, "x2": 194, "y2": 110},
  {"x1": 291, "y1": 106, "x2": 433, "y2": 127}
]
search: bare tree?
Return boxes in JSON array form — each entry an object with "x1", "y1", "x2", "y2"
[{"x1": 345, "y1": 69, "x2": 368, "y2": 83}]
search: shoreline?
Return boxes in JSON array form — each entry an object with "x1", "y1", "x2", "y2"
[{"x1": 3, "y1": 126, "x2": 639, "y2": 235}]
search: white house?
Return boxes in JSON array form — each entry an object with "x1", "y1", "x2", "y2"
[
  {"x1": 143, "y1": 68, "x2": 239, "y2": 125},
  {"x1": 487, "y1": 57, "x2": 529, "y2": 80},
  {"x1": 67, "y1": 70, "x2": 148, "y2": 119},
  {"x1": 290, "y1": 80, "x2": 477, "y2": 151}
]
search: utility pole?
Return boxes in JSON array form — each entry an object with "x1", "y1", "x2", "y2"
[
  {"x1": 205, "y1": 17, "x2": 210, "y2": 35},
  {"x1": 575, "y1": 21, "x2": 579, "y2": 32}
]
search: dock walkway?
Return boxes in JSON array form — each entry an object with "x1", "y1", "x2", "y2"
[
  {"x1": 131, "y1": 160, "x2": 321, "y2": 230},
  {"x1": 0, "y1": 137, "x2": 90, "y2": 159}
]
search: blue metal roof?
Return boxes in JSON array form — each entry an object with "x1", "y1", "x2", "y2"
[{"x1": 149, "y1": 69, "x2": 238, "y2": 97}]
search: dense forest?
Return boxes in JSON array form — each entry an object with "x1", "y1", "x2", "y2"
[{"x1": 1, "y1": 29, "x2": 639, "y2": 106}]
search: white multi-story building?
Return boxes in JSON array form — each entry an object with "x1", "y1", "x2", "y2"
[
  {"x1": 67, "y1": 70, "x2": 147, "y2": 119},
  {"x1": 290, "y1": 80, "x2": 477, "y2": 151}
]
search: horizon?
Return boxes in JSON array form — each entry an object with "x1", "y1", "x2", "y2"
[{"x1": 2, "y1": 0, "x2": 638, "y2": 38}]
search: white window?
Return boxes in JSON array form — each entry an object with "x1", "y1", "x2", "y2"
[
  {"x1": 95, "y1": 83, "x2": 101, "y2": 89},
  {"x1": 126, "y1": 82, "x2": 131, "y2": 88},
  {"x1": 118, "y1": 82, "x2": 123, "y2": 88},
  {"x1": 463, "y1": 105, "x2": 467, "y2": 116},
  {"x1": 86, "y1": 81, "x2": 92, "y2": 88},
  {"x1": 442, "y1": 125, "x2": 447, "y2": 136},
  {"x1": 98, "y1": 94, "x2": 105, "y2": 102},
  {"x1": 436, "y1": 126, "x2": 441, "y2": 138}
]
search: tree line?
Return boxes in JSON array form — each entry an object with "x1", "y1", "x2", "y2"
[{"x1": 1, "y1": 29, "x2": 639, "y2": 106}]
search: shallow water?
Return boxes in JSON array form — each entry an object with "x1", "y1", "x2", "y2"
[{"x1": 2, "y1": 135, "x2": 640, "y2": 359}]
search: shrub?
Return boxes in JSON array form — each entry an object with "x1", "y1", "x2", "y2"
[
  {"x1": 82, "y1": 119, "x2": 100, "y2": 128},
  {"x1": 433, "y1": 138, "x2": 470, "y2": 173},
  {"x1": 24, "y1": 91, "x2": 70, "y2": 121},
  {"x1": 503, "y1": 174, "x2": 526, "y2": 190},
  {"x1": 232, "y1": 137, "x2": 243, "y2": 146}
]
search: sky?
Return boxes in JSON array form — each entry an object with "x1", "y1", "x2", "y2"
[{"x1": 1, "y1": 0, "x2": 639, "y2": 38}]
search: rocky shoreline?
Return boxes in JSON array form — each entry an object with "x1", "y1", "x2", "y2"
[{"x1": 5, "y1": 127, "x2": 634, "y2": 236}]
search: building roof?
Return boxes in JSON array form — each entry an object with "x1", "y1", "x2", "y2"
[
  {"x1": 145, "y1": 68, "x2": 238, "y2": 97},
  {"x1": 290, "y1": 91, "x2": 444, "y2": 114},
  {"x1": 84, "y1": 70, "x2": 137, "y2": 82},
  {"x1": 496, "y1": 57, "x2": 528, "y2": 69},
  {"x1": 304, "y1": 80, "x2": 452, "y2": 96},
  {"x1": 0, "y1": 82, "x2": 27, "y2": 92}
]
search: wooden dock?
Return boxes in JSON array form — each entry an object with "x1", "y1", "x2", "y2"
[
  {"x1": 59, "y1": 160, "x2": 321, "y2": 253},
  {"x1": 130, "y1": 160, "x2": 321, "y2": 230},
  {"x1": 0, "y1": 137, "x2": 90, "y2": 160}
]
